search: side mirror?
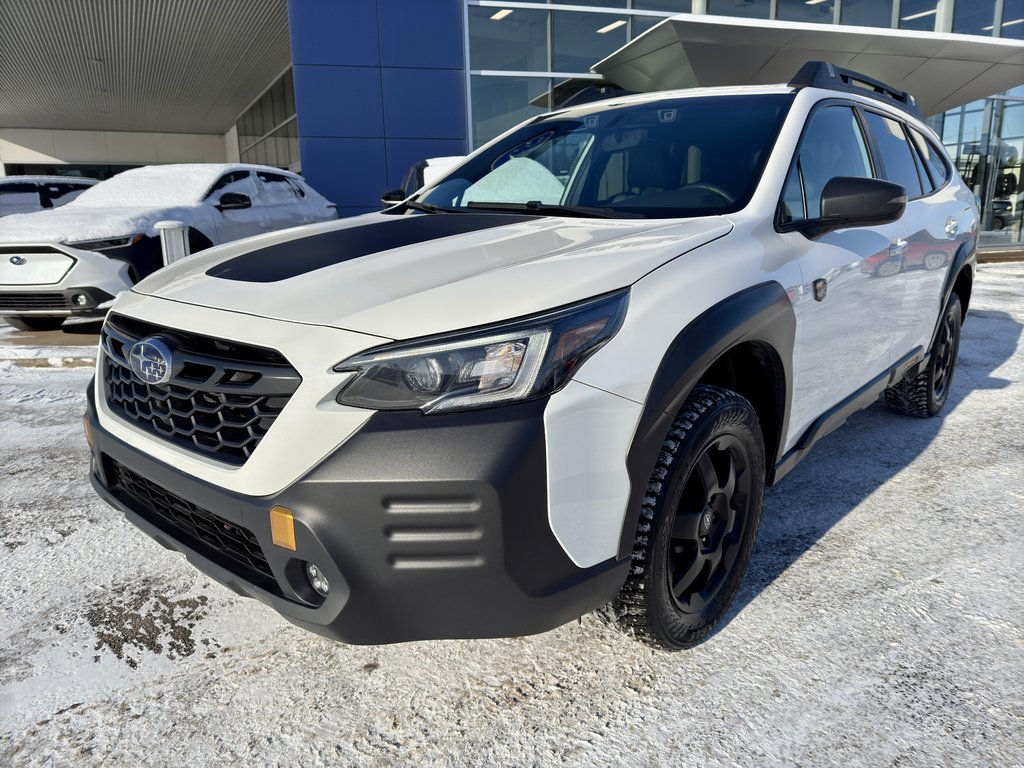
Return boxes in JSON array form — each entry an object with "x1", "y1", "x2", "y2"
[
  {"x1": 216, "y1": 192, "x2": 252, "y2": 212},
  {"x1": 819, "y1": 177, "x2": 906, "y2": 230},
  {"x1": 380, "y1": 188, "x2": 407, "y2": 208}
]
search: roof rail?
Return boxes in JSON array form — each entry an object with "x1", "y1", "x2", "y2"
[{"x1": 789, "y1": 61, "x2": 923, "y2": 120}]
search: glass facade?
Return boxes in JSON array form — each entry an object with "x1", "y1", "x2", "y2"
[
  {"x1": 236, "y1": 69, "x2": 299, "y2": 171},
  {"x1": 466, "y1": 0, "x2": 1024, "y2": 245}
]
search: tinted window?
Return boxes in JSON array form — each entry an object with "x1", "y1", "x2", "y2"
[
  {"x1": 421, "y1": 94, "x2": 793, "y2": 219},
  {"x1": 794, "y1": 106, "x2": 873, "y2": 220},
  {"x1": 910, "y1": 129, "x2": 950, "y2": 189},
  {"x1": 779, "y1": 162, "x2": 805, "y2": 224},
  {"x1": 863, "y1": 112, "x2": 924, "y2": 197}
]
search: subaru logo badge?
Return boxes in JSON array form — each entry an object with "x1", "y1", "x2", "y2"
[
  {"x1": 9, "y1": 256, "x2": 26, "y2": 265},
  {"x1": 128, "y1": 337, "x2": 174, "y2": 385}
]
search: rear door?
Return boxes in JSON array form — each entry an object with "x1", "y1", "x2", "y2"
[
  {"x1": 779, "y1": 103, "x2": 909, "y2": 440},
  {"x1": 862, "y1": 113, "x2": 966, "y2": 359}
]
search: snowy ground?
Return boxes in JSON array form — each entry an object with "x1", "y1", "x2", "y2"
[{"x1": 1, "y1": 265, "x2": 1022, "y2": 767}]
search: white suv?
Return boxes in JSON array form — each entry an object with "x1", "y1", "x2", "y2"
[{"x1": 85, "y1": 63, "x2": 977, "y2": 649}]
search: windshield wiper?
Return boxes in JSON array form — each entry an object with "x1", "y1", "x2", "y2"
[
  {"x1": 402, "y1": 200, "x2": 459, "y2": 214},
  {"x1": 466, "y1": 201, "x2": 638, "y2": 219}
]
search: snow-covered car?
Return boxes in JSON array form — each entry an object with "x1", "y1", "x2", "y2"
[
  {"x1": 0, "y1": 164, "x2": 336, "y2": 331},
  {"x1": 85, "y1": 63, "x2": 977, "y2": 649},
  {"x1": 0, "y1": 176, "x2": 97, "y2": 217}
]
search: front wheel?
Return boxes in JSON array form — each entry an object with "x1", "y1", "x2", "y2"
[
  {"x1": 611, "y1": 384, "x2": 766, "y2": 650},
  {"x1": 885, "y1": 294, "x2": 962, "y2": 417},
  {"x1": 3, "y1": 316, "x2": 65, "y2": 332}
]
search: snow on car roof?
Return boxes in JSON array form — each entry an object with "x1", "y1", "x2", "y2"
[
  {"x1": 0, "y1": 176, "x2": 98, "y2": 186},
  {"x1": 68, "y1": 163, "x2": 295, "y2": 208}
]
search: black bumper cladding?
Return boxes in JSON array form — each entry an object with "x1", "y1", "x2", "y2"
[{"x1": 86, "y1": 381, "x2": 628, "y2": 644}]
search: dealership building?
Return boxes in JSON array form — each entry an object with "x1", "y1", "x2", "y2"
[{"x1": 2, "y1": 0, "x2": 1024, "y2": 244}]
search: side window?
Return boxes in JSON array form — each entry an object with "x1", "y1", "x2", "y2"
[
  {"x1": 256, "y1": 171, "x2": 300, "y2": 205},
  {"x1": 206, "y1": 171, "x2": 252, "y2": 199},
  {"x1": 910, "y1": 129, "x2": 950, "y2": 189},
  {"x1": 780, "y1": 163, "x2": 805, "y2": 224},
  {"x1": 788, "y1": 106, "x2": 873, "y2": 221},
  {"x1": 862, "y1": 112, "x2": 924, "y2": 198}
]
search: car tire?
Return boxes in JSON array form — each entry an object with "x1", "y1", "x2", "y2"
[
  {"x1": 877, "y1": 260, "x2": 902, "y2": 277},
  {"x1": 610, "y1": 384, "x2": 766, "y2": 650},
  {"x1": 3, "y1": 316, "x2": 65, "y2": 332},
  {"x1": 884, "y1": 294, "x2": 962, "y2": 417}
]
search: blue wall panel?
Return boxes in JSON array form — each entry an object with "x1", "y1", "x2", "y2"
[
  {"x1": 378, "y1": 0, "x2": 464, "y2": 69},
  {"x1": 381, "y1": 68, "x2": 466, "y2": 140},
  {"x1": 299, "y1": 137, "x2": 387, "y2": 208},
  {"x1": 293, "y1": 66, "x2": 384, "y2": 138},
  {"x1": 288, "y1": 0, "x2": 380, "y2": 66},
  {"x1": 289, "y1": 0, "x2": 469, "y2": 213}
]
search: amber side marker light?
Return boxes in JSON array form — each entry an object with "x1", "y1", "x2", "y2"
[
  {"x1": 270, "y1": 505, "x2": 297, "y2": 551},
  {"x1": 83, "y1": 416, "x2": 93, "y2": 447}
]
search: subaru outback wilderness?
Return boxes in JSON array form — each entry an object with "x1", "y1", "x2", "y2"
[{"x1": 85, "y1": 63, "x2": 976, "y2": 649}]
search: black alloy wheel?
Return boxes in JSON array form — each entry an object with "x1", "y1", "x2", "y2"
[{"x1": 612, "y1": 384, "x2": 766, "y2": 650}]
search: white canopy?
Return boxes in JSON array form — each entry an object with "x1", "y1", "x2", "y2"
[{"x1": 592, "y1": 14, "x2": 1024, "y2": 116}]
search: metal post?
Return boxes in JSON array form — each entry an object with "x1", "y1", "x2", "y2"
[{"x1": 155, "y1": 221, "x2": 190, "y2": 266}]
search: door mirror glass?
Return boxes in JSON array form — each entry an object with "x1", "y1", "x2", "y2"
[{"x1": 216, "y1": 192, "x2": 252, "y2": 211}]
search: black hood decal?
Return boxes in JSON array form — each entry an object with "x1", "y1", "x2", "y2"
[{"x1": 206, "y1": 213, "x2": 536, "y2": 283}]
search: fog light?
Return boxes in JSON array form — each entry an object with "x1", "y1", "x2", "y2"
[
  {"x1": 72, "y1": 293, "x2": 89, "y2": 306},
  {"x1": 306, "y1": 562, "x2": 329, "y2": 597}
]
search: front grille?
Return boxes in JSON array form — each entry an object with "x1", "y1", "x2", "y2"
[
  {"x1": 101, "y1": 314, "x2": 301, "y2": 465},
  {"x1": 0, "y1": 292, "x2": 70, "y2": 311},
  {"x1": 111, "y1": 461, "x2": 277, "y2": 590}
]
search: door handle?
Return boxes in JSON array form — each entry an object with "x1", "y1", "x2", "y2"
[
  {"x1": 889, "y1": 238, "x2": 908, "y2": 257},
  {"x1": 945, "y1": 217, "x2": 959, "y2": 238}
]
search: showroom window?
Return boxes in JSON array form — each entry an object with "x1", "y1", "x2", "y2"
[
  {"x1": 953, "y1": 0, "x2": 997, "y2": 34},
  {"x1": 840, "y1": 0, "x2": 894, "y2": 27},
  {"x1": 236, "y1": 69, "x2": 299, "y2": 171}
]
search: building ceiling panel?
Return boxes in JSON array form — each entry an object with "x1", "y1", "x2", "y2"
[
  {"x1": 594, "y1": 14, "x2": 1024, "y2": 116},
  {"x1": 0, "y1": 0, "x2": 289, "y2": 134}
]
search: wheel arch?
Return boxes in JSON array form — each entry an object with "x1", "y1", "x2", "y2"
[{"x1": 617, "y1": 281, "x2": 796, "y2": 560}]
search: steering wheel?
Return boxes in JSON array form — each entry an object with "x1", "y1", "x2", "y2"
[{"x1": 678, "y1": 183, "x2": 736, "y2": 205}]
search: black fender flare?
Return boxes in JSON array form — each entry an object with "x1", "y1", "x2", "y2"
[{"x1": 617, "y1": 281, "x2": 796, "y2": 560}]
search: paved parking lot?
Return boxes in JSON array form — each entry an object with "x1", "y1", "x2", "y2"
[{"x1": 1, "y1": 264, "x2": 1022, "y2": 767}]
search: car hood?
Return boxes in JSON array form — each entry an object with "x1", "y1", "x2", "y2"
[
  {"x1": 0, "y1": 205, "x2": 198, "y2": 244},
  {"x1": 133, "y1": 211, "x2": 732, "y2": 340}
]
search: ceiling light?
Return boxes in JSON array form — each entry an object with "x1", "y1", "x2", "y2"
[
  {"x1": 901, "y1": 7, "x2": 937, "y2": 21},
  {"x1": 805, "y1": 0, "x2": 829, "y2": 5},
  {"x1": 1004, "y1": 18, "x2": 1024, "y2": 27},
  {"x1": 597, "y1": 20, "x2": 627, "y2": 34},
  {"x1": 490, "y1": 9, "x2": 513, "y2": 20}
]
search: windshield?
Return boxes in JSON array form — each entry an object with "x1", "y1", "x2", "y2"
[
  {"x1": 68, "y1": 165, "x2": 228, "y2": 209},
  {"x1": 417, "y1": 94, "x2": 793, "y2": 219}
]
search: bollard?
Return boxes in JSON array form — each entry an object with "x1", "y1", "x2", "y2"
[{"x1": 155, "y1": 220, "x2": 190, "y2": 266}]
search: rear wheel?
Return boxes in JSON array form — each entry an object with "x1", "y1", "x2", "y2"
[
  {"x1": 611, "y1": 384, "x2": 766, "y2": 650},
  {"x1": 885, "y1": 294, "x2": 962, "y2": 417},
  {"x1": 3, "y1": 316, "x2": 65, "y2": 332}
]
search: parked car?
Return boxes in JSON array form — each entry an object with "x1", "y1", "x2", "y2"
[
  {"x1": 381, "y1": 156, "x2": 465, "y2": 206},
  {"x1": 85, "y1": 62, "x2": 976, "y2": 650},
  {"x1": 0, "y1": 164, "x2": 336, "y2": 331},
  {"x1": 0, "y1": 176, "x2": 97, "y2": 217}
]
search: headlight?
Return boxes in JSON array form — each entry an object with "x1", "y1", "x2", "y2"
[
  {"x1": 65, "y1": 234, "x2": 144, "y2": 251},
  {"x1": 335, "y1": 291, "x2": 629, "y2": 413}
]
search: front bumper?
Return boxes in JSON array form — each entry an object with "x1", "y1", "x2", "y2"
[
  {"x1": 0, "y1": 285, "x2": 115, "y2": 317},
  {"x1": 86, "y1": 381, "x2": 627, "y2": 644}
]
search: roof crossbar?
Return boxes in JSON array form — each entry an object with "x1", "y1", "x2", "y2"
[{"x1": 789, "y1": 61, "x2": 924, "y2": 120}]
